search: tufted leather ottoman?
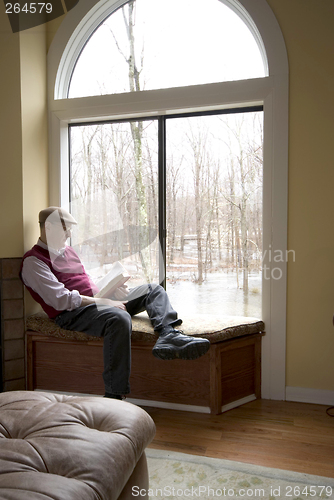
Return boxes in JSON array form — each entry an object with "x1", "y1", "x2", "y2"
[{"x1": 0, "y1": 391, "x2": 156, "y2": 500}]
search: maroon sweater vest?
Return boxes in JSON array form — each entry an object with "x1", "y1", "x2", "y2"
[{"x1": 20, "y1": 245, "x2": 99, "y2": 318}]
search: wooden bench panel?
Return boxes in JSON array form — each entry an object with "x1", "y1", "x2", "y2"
[
  {"x1": 130, "y1": 343, "x2": 210, "y2": 406},
  {"x1": 30, "y1": 336, "x2": 104, "y2": 394},
  {"x1": 26, "y1": 331, "x2": 263, "y2": 414}
]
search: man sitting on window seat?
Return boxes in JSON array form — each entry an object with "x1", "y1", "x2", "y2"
[{"x1": 20, "y1": 207, "x2": 210, "y2": 400}]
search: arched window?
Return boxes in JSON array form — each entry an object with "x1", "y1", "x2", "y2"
[
  {"x1": 48, "y1": 0, "x2": 289, "y2": 402},
  {"x1": 68, "y1": 0, "x2": 266, "y2": 98}
]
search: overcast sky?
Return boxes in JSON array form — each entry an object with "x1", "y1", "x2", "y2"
[{"x1": 69, "y1": 0, "x2": 265, "y2": 98}]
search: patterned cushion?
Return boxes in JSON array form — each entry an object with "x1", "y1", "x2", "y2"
[{"x1": 26, "y1": 312, "x2": 264, "y2": 344}]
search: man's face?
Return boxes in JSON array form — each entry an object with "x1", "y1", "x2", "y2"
[{"x1": 45, "y1": 220, "x2": 73, "y2": 250}]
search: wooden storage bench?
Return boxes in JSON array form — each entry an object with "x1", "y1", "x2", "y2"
[{"x1": 26, "y1": 312, "x2": 265, "y2": 414}]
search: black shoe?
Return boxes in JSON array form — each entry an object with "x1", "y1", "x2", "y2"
[
  {"x1": 152, "y1": 328, "x2": 210, "y2": 360},
  {"x1": 104, "y1": 393, "x2": 124, "y2": 400}
]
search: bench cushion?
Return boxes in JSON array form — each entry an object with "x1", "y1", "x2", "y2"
[{"x1": 26, "y1": 311, "x2": 264, "y2": 344}]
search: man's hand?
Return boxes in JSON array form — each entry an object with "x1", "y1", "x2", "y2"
[
  {"x1": 99, "y1": 297, "x2": 128, "y2": 310},
  {"x1": 80, "y1": 295, "x2": 128, "y2": 310}
]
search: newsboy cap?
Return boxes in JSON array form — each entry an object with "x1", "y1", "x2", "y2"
[{"x1": 39, "y1": 207, "x2": 77, "y2": 225}]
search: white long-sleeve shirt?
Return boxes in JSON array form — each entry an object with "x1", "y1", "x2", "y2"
[{"x1": 21, "y1": 239, "x2": 83, "y2": 312}]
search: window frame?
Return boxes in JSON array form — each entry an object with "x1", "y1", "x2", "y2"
[
  {"x1": 69, "y1": 105, "x2": 264, "y2": 289},
  {"x1": 48, "y1": 0, "x2": 289, "y2": 401}
]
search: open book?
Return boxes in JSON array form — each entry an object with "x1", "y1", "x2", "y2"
[{"x1": 94, "y1": 261, "x2": 130, "y2": 298}]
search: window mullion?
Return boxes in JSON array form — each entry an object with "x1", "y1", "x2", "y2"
[{"x1": 158, "y1": 116, "x2": 166, "y2": 288}]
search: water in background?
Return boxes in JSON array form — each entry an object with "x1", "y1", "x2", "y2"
[
  {"x1": 87, "y1": 260, "x2": 262, "y2": 319},
  {"x1": 166, "y1": 271, "x2": 262, "y2": 318}
]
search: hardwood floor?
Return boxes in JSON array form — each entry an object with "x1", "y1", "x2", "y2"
[{"x1": 145, "y1": 399, "x2": 334, "y2": 478}]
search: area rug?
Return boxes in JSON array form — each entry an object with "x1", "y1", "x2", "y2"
[{"x1": 145, "y1": 449, "x2": 334, "y2": 499}]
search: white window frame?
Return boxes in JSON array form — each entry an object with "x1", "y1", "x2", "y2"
[{"x1": 47, "y1": 0, "x2": 289, "y2": 401}]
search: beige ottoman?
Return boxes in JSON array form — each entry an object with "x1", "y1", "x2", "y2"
[{"x1": 0, "y1": 391, "x2": 156, "y2": 499}]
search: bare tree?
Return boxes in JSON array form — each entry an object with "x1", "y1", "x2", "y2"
[
  {"x1": 166, "y1": 155, "x2": 182, "y2": 263},
  {"x1": 187, "y1": 124, "x2": 210, "y2": 284},
  {"x1": 218, "y1": 114, "x2": 263, "y2": 291}
]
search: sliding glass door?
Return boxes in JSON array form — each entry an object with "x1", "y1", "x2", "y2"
[
  {"x1": 165, "y1": 111, "x2": 263, "y2": 316},
  {"x1": 69, "y1": 119, "x2": 160, "y2": 286},
  {"x1": 69, "y1": 108, "x2": 263, "y2": 317}
]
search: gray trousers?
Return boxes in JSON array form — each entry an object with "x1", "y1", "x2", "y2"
[{"x1": 55, "y1": 284, "x2": 181, "y2": 395}]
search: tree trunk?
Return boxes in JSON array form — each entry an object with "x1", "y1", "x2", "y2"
[{"x1": 122, "y1": 2, "x2": 150, "y2": 278}]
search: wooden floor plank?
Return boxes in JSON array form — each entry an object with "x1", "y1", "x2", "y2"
[{"x1": 145, "y1": 399, "x2": 334, "y2": 478}]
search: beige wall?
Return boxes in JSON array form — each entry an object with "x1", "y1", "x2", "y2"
[
  {"x1": 46, "y1": 16, "x2": 65, "y2": 52},
  {"x1": 1, "y1": 0, "x2": 334, "y2": 392},
  {"x1": 267, "y1": 0, "x2": 334, "y2": 390},
  {"x1": 20, "y1": 25, "x2": 49, "y2": 253},
  {"x1": 0, "y1": 5, "x2": 48, "y2": 314},
  {"x1": 0, "y1": 6, "x2": 48, "y2": 258},
  {"x1": 20, "y1": 24, "x2": 49, "y2": 315},
  {"x1": 0, "y1": 9, "x2": 24, "y2": 257}
]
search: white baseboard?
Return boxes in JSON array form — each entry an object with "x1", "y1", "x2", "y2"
[
  {"x1": 35, "y1": 390, "x2": 256, "y2": 414},
  {"x1": 126, "y1": 398, "x2": 211, "y2": 413},
  {"x1": 286, "y1": 387, "x2": 334, "y2": 406},
  {"x1": 128, "y1": 394, "x2": 257, "y2": 414},
  {"x1": 221, "y1": 394, "x2": 256, "y2": 413}
]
